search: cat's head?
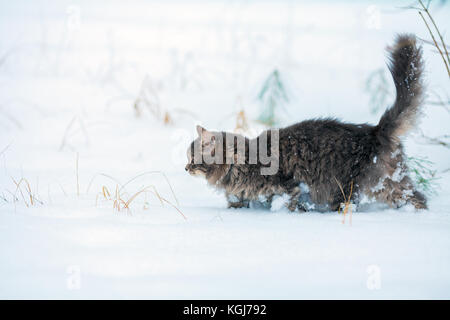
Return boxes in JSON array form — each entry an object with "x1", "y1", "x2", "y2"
[
  {"x1": 185, "y1": 125, "x2": 235, "y2": 184},
  {"x1": 185, "y1": 125, "x2": 280, "y2": 182}
]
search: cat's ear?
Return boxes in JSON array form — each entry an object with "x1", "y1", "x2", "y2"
[
  {"x1": 197, "y1": 125, "x2": 215, "y2": 143},
  {"x1": 196, "y1": 125, "x2": 206, "y2": 137}
]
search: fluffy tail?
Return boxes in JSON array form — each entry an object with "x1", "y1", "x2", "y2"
[{"x1": 376, "y1": 34, "x2": 424, "y2": 143}]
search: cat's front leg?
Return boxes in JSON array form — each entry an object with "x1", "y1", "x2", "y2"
[
  {"x1": 226, "y1": 192, "x2": 250, "y2": 209},
  {"x1": 286, "y1": 186, "x2": 302, "y2": 212}
]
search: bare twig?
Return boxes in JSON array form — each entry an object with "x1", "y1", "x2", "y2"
[
  {"x1": 334, "y1": 177, "x2": 354, "y2": 225},
  {"x1": 418, "y1": 132, "x2": 450, "y2": 148},
  {"x1": 0, "y1": 143, "x2": 11, "y2": 157},
  {"x1": 418, "y1": 11, "x2": 450, "y2": 77},
  {"x1": 417, "y1": 37, "x2": 450, "y2": 51},
  {"x1": 59, "y1": 183, "x2": 67, "y2": 196},
  {"x1": 118, "y1": 171, "x2": 179, "y2": 206},
  {"x1": 0, "y1": 106, "x2": 23, "y2": 129},
  {"x1": 418, "y1": 0, "x2": 450, "y2": 66},
  {"x1": 428, "y1": 101, "x2": 450, "y2": 112},
  {"x1": 59, "y1": 116, "x2": 77, "y2": 151}
]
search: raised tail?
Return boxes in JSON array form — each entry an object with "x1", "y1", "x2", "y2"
[{"x1": 376, "y1": 34, "x2": 424, "y2": 144}]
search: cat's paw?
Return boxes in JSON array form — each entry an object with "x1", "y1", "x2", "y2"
[{"x1": 227, "y1": 201, "x2": 250, "y2": 209}]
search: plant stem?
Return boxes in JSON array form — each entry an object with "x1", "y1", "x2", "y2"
[
  {"x1": 418, "y1": 0, "x2": 450, "y2": 67},
  {"x1": 418, "y1": 11, "x2": 450, "y2": 78}
]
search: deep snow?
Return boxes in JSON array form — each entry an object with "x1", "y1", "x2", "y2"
[{"x1": 0, "y1": 0, "x2": 449, "y2": 299}]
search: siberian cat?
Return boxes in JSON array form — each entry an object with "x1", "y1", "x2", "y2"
[{"x1": 185, "y1": 34, "x2": 427, "y2": 212}]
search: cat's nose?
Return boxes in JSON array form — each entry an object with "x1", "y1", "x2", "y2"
[{"x1": 185, "y1": 165, "x2": 188, "y2": 171}]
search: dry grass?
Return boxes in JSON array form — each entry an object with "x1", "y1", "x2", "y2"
[
  {"x1": 134, "y1": 76, "x2": 172, "y2": 124},
  {"x1": 1, "y1": 166, "x2": 185, "y2": 220},
  {"x1": 418, "y1": 11, "x2": 449, "y2": 77},
  {"x1": 133, "y1": 76, "x2": 198, "y2": 125},
  {"x1": 0, "y1": 143, "x2": 11, "y2": 157},
  {"x1": 405, "y1": 0, "x2": 450, "y2": 77},
  {"x1": 418, "y1": 0, "x2": 449, "y2": 77},
  {"x1": 95, "y1": 183, "x2": 185, "y2": 219},
  {"x1": 10, "y1": 177, "x2": 44, "y2": 208},
  {"x1": 234, "y1": 110, "x2": 249, "y2": 134},
  {"x1": 88, "y1": 171, "x2": 185, "y2": 219},
  {"x1": 59, "y1": 116, "x2": 90, "y2": 151},
  {"x1": 334, "y1": 178, "x2": 354, "y2": 226}
]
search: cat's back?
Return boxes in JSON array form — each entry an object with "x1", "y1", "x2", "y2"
[
  {"x1": 278, "y1": 118, "x2": 378, "y2": 170},
  {"x1": 280, "y1": 118, "x2": 375, "y2": 146}
]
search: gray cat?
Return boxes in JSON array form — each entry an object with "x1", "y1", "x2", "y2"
[{"x1": 185, "y1": 34, "x2": 427, "y2": 212}]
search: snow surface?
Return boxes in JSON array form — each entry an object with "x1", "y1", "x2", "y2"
[{"x1": 1, "y1": 0, "x2": 450, "y2": 299}]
